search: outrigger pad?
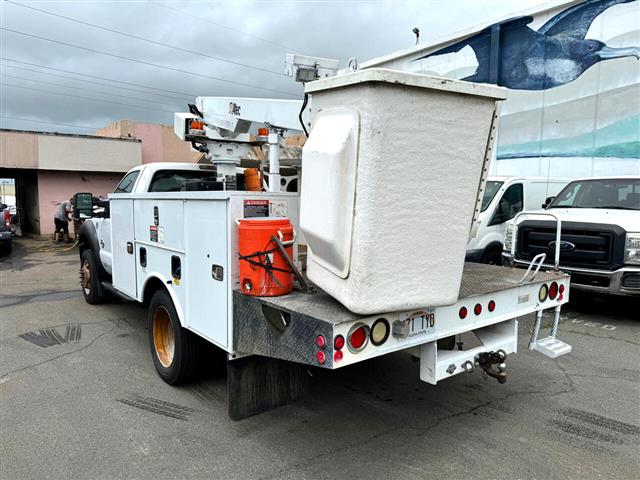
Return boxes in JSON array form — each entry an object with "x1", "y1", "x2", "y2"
[{"x1": 227, "y1": 355, "x2": 309, "y2": 421}]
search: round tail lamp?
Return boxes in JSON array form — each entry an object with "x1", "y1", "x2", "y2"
[
  {"x1": 474, "y1": 303, "x2": 482, "y2": 316},
  {"x1": 538, "y1": 284, "x2": 549, "y2": 302},
  {"x1": 459, "y1": 307, "x2": 468, "y2": 319},
  {"x1": 347, "y1": 323, "x2": 370, "y2": 353},
  {"x1": 488, "y1": 300, "x2": 496, "y2": 312},
  {"x1": 334, "y1": 335, "x2": 345, "y2": 350},
  {"x1": 549, "y1": 282, "x2": 559, "y2": 300},
  {"x1": 370, "y1": 318, "x2": 390, "y2": 346}
]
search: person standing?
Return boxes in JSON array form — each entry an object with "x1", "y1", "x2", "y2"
[{"x1": 54, "y1": 198, "x2": 73, "y2": 243}]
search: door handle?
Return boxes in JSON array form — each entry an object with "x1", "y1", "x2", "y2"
[{"x1": 126, "y1": 242, "x2": 133, "y2": 254}]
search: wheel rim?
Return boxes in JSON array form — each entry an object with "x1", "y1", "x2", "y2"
[
  {"x1": 152, "y1": 306, "x2": 175, "y2": 368},
  {"x1": 81, "y1": 259, "x2": 91, "y2": 294}
]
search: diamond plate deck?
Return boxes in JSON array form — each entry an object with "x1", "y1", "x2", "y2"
[{"x1": 237, "y1": 263, "x2": 569, "y2": 326}]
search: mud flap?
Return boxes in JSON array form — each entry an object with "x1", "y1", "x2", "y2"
[{"x1": 227, "y1": 355, "x2": 309, "y2": 421}]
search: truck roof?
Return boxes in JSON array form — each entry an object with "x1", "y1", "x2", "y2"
[{"x1": 132, "y1": 162, "x2": 206, "y2": 173}]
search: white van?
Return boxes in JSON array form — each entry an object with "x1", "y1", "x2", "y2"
[{"x1": 466, "y1": 176, "x2": 569, "y2": 264}]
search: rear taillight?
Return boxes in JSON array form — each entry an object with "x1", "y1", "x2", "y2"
[
  {"x1": 538, "y1": 284, "x2": 549, "y2": 302},
  {"x1": 459, "y1": 306, "x2": 468, "y2": 319},
  {"x1": 347, "y1": 324, "x2": 369, "y2": 353},
  {"x1": 474, "y1": 303, "x2": 482, "y2": 316},
  {"x1": 334, "y1": 350, "x2": 343, "y2": 362},
  {"x1": 4, "y1": 212, "x2": 9, "y2": 228},
  {"x1": 488, "y1": 300, "x2": 496, "y2": 312},
  {"x1": 316, "y1": 351, "x2": 326, "y2": 364},
  {"x1": 315, "y1": 335, "x2": 326, "y2": 349},
  {"x1": 549, "y1": 282, "x2": 558, "y2": 300},
  {"x1": 334, "y1": 335, "x2": 345, "y2": 350},
  {"x1": 370, "y1": 318, "x2": 390, "y2": 346}
]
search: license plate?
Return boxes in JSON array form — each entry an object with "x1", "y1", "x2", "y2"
[{"x1": 401, "y1": 309, "x2": 436, "y2": 338}]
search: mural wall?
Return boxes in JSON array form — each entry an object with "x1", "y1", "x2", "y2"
[{"x1": 376, "y1": 0, "x2": 640, "y2": 178}]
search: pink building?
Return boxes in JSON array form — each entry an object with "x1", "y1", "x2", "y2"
[
  {"x1": 95, "y1": 120, "x2": 200, "y2": 164},
  {"x1": 0, "y1": 129, "x2": 141, "y2": 235}
]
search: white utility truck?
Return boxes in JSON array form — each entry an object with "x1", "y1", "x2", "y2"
[
  {"x1": 503, "y1": 176, "x2": 640, "y2": 297},
  {"x1": 77, "y1": 59, "x2": 572, "y2": 420},
  {"x1": 466, "y1": 176, "x2": 569, "y2": 264}
]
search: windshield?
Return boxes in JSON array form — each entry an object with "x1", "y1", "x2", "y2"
[
  {"x1": 481, "y1": 181, "x2": 504, "y2": 212},
  {"x1": 549, "y1": 179, "x2": 640, "y2": 210}
]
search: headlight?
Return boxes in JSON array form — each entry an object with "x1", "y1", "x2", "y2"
[
  {"x1": 504, "y1": 223, "x2": 516, "y2": 251},
  {"x1": 625, "y1": 233, "x2": 640, "y2": 265}
]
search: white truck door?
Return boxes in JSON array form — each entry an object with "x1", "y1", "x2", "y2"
[
  {"x1": 110, "y1": 199, "x2": 137, "y2": 298},
  {"x1": 184, "y1": 200, "x2": 228, "y2": 348}
]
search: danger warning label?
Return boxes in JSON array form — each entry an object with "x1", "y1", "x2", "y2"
[{"x1": 244, "y1": 199, "x2": 269, "y2": 218}]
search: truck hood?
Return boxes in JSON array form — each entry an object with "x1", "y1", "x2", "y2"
[{"x1": 514, "y1": 208, "x2": 640, "y2": 232}]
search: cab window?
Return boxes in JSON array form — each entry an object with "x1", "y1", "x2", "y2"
[
  {"x1": 148, "y1": 169, "x2": 220, "y2": 192},
  {"x1": 490, "y1": 183, "x2": 523, "y2": 225},
  {"x1": 114, "y1": 170, "x2": 140, "y2": 194}
]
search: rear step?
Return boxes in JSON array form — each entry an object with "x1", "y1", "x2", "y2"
[
  {"x1": 532, "y1": 336, "x2": 572, "y2": 358},
  {"x1": 529, "y1": 305, "x2": 572, "y2": 358}
]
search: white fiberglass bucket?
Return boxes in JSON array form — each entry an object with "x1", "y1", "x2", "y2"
[{"x1": 300, "y1": 68, "x2": 507, "y2": 314}]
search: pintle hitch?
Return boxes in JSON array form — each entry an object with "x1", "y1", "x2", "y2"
[{"x1": 476, "y1": 350, "x2": 507, "y2": 384}]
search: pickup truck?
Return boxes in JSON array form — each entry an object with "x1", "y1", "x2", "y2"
[{"x1": 503, "y1": 176, "x2": 640, "y2": 296}]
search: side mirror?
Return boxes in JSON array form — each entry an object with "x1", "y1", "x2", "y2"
[
  {"x1": 73, "y1": 192, "x2": 94, "y2": 220},
  {"x1": 0, "y1": 203, "x2": 7, "y2": 210},
  {"x1": 542, "y1": 196, "x2": 555, "y2": 209}
]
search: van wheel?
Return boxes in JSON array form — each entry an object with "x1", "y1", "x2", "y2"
[
  {"x1": 80, "y1": 250, "x2": 102, "y2": 304},
  {"x1": 148, "y1": 289, "x2": 200, "y2": 384},
  {"x1": 482, "y1": 246, "x2": 503, "y2": 266}
]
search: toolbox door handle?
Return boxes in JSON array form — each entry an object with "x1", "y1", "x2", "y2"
[{"x1": 126, "y1": 242, "x2": 133, "y2": 254}]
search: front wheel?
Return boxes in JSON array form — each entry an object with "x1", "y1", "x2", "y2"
[
  {"x1": 148, "y1": 289, "x2": 200, "y2": 384},
  {"x1": 80, "y1": 249, "x2": 102, "y2": 304}
]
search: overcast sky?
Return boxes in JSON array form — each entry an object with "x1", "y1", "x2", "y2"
[{"x1": 0, "y1": 0, "x2": 551, "y2": 134}]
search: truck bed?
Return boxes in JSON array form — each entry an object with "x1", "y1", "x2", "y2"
[{"x1": 232, "y1": 263, "x2": 569, "y2": 368}]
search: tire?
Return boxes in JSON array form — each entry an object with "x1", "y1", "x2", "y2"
[
  {"x1": 148, "y1": 289, "x2": 201, "y2": 385},
  {"x1": 481, "y1": 246, "x2": 503, "y2": 266},
  {"x1": 80, "y1": 249, "x2": 102, "y2": 304}
]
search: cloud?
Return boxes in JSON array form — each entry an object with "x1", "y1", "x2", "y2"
[{"x1": 0, "y1": 0, "x2": 552, "y2": 133}]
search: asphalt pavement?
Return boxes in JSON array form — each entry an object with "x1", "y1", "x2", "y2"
[{"x1": 1, "y1": 238, "x2": 638, "y2": 479}]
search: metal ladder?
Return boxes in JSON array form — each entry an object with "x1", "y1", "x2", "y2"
[{"x1": 511, "y1": 211, "x2": 572, "y2": 358}]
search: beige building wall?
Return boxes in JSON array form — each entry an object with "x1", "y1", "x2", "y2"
[
  {"x1": 0, "y1": 130, "x2": 39, "y2": 169},
  {"x1": 38, "y1": 135, "x2": 141, "y2": 172}
]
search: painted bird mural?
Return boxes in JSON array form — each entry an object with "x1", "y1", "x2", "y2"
[{"x1": 414, "y1": 0, "x2": 640, "y2": 90}]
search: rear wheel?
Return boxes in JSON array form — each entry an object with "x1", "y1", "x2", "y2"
[
  {"x1": 148, "y1": 289, "x2": 200, "y2": 384},
  {"x1": 481, "y1": 246, "x2": 503, "y2": 266},
  {"x1": 80, "y1": 249, "x2": 102, "y2": 304}
]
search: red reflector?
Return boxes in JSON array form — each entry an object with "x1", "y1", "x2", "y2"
[
  {"x1": 315, "y1": 335, "x2": 326, "y2": 349},
  {"x1": 488, "y1": 300, "x2": 496, "y2": 312},
  {"x1": 459, "y1": 307, "x2": 468, "y2": 319},
  {"x1": 549, "y1": 282, "x2": 559, "y2": 300},
  {"x1": 334, "y1": 335, "x2": 345, "y2": 350},
  {"x1": 348, "y1": 326, "x2": 367, "y2": 351},
  {"x1": 474, "y1": 303, "x2": 482, "y2": 315},
  {"x1": 334, "y1": 350, "x2": 343, "y2": 362},
  {"x1": 316, "y1": 351, "x2": 325, "y2": 364},
  {"x1": 257, "y1": 127, "x2": 269, "y2": 136},
  {"x1": 559, "y1": 284, "x2": 565, "y2": 294}
]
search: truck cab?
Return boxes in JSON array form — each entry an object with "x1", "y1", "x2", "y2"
[
  {"x1": 466, "y1": 176, "x2": 568, "y2": 264},
  {"x1": 503, "y1": 176, "x2": 640, "y2": 296}
]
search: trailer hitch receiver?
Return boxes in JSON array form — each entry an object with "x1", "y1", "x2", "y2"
[{"x1": 476, "y1": 350, "x2": 507, "y2": 384}]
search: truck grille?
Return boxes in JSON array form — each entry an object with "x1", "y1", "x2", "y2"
[{"x1": 516, "y1": 221, "x2": 626, "y2": 271}]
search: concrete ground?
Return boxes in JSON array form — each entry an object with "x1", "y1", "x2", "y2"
[{"x1": 1, "y1": 238, "x2": 638, "y2": 480}]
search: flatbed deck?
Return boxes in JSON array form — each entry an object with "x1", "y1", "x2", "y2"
[{"x1": 243, "y1": 263, "x2": 568, "y2": 325}]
